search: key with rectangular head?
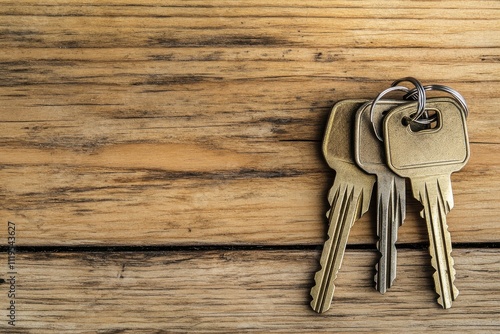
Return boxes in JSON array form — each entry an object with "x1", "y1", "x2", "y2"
[
  {"x1": 354, "y1": 100, "x2": 406, "y2": 294},
  {"x1": 383, "y1": 97, "x2": 470, "y2": 308},
  {"x1": 310, "y1": 100, "x2": 375, "y2": 313}
]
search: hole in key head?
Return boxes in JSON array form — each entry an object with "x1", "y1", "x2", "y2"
[{"x1": 403, "y1": 108, "x2": 441, "y2": 132}]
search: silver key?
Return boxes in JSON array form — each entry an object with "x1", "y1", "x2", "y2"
[
  {"x1": 354, "y1": 100, "x2": 406, "y2": 294},
  {"x1": 310, "y1": 100, "x2": 375, "y2": 313},
  {"x1": 384, "y1": 97, "x2": 470, "y2": 308}
]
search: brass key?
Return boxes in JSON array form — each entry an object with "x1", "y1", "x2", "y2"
[
  {"x1": 354, "y1": 100, "x2": 406, "y2": 294},
  {"x1": 310, "y1": 100, "x2": 375, "y2": 313},
  {"x1": 384, "y1": 97, "x2": 470, "y2": 308}
]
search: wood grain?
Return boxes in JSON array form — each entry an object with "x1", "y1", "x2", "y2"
[
  {"x1": 0, "y1": 1, "x2": 499, "y2": 331},
  {"x1": 0, "y1": 1, "x2": 499, "y2": 246},
  {"x1": 0, "y1": 249, "x2": 498, "y2": 333},
  {"x1": 0, "y1": 143, "x2": 498, "y2": 246}
]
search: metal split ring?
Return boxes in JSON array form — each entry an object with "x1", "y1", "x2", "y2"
[
  {"x1": 392, "y1": 77, "x2": 427, "y2": 121},
  {"x1": 404, "y1": 84, "x2": 469, "y2": 119},
  {"x1": 369, "y1": 77, "x2": 427, "y2": 141},
  {"x1": 369, "y1": 78, "x2": 469, "y2": 141},
  {"x1": 370, "y1": 85, "x2": 411, "y2": 141}
]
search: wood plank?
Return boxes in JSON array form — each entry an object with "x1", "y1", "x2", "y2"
[
  {"x1": 0, "y1": 20, "x2": 497, "y2": 50},
  {"x1": 0, "y1": 1, "x2": 498, "y2": 246},
  {"x1": 0, "y1": 141, "x2": 498, "y2": 246},
  {"x1": 0, "y1": 77, "x2": 498, "y2": 144},
  {"x1": 0, "y1": 0, "x2": 499, "y2": 50},
  {"x1": 2, "y1": 0, "x2": 500, "y2": 19},
  {"x1": 0, "y1": 249, "x2": 498, "y2": 332}
]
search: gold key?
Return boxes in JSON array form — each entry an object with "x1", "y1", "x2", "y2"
[
  {"x1": 310, "y1": 100, "x2": 375, "y2": 313},
  {"x1": 383, "y1": 97, "x2": 470, "y2": 308}
]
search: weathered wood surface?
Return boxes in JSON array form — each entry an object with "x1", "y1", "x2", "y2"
[
  {"x1": 0, "y1": 0, "x2": 499, "y2": 246},
  {"x1": 1, "y1": 249, "x2": 499, "y2": 333},
  {"x1": 1, "y1": 145, "x2": 499, "y2": 246},
  {"x1": 0, "y1": 1, "x2": 499, "y2": 332}
]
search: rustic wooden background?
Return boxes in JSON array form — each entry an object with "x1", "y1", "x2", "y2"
[{"x1": 0, "y1": 1, "x2": 499, "y2": 332}]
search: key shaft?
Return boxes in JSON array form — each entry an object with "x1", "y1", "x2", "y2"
[
  {"x1": 354, "y1": 101, "x2": 406, "y2": 293},
  {"x1": 310, "y1": 100, "x2": 374, "y2": 313},
  {"x1": 310, "y1": 174, "x2": 371, "y2": 313},
  {"x1": 411, "y1": 175, "x2": 458, "y2": 308},
  {"x1": 374, "y1": 173, "x2": 405, "y2": 293}
]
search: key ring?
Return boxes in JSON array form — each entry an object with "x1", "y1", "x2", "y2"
[
  {"x1": 404, "y1": 84, "x2": 469, "y2": 119},
  {"x1": 369, "y1": 78, "x2": 426, "y2": 141},
  {"x1": 391, "y1": 77, "x2": 427, "y2": 121}
]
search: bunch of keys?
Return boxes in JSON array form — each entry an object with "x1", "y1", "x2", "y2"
[{"x1": 310, "y1": 78, "x2": 470, "y2": 313}]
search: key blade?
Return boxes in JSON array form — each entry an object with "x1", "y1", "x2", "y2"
[
  {"x1": 310, "y1": 177, "x2": 371, "y2": 313},
  {"x1": 412, "y1": 175, "x2": 459, "y2": 308},
  {"x1": 353, "y1": 101, "x2": 406, "y2": 294},
  {"x1": 374, "y1": 174, "x2": 405, "y2": 294}
]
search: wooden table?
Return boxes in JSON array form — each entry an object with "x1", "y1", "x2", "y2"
[{"x1": 1, "y1": 1, "x2": 499, "y2": 332}]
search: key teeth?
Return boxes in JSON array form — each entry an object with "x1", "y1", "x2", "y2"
[
  {"x1": 374, "y1": 255, "x2": 393, "y2": 294},
  {"x1": 434, "y1": 270, "x2": 459, "y2": 309},
  {"x1": 431, "y1": 255, "x2": 459, "y2": 309},
  {"x1": 423, "y1": 178, "x2": 459, "y2": 309},
  {"x1": 310, "y1": 279, "x2": 336, "y2": 313},
  {"x1": 310, "y1": 251, "x2": 339, "y2": 313},
  {"x1": 374, "y1": 242, "x2": 382, "y2": 293},
  {"x1": 374, "y1": 177, "x2": 404, "y2": 295},
  {"x1": 310, "y1": 182, "x2": 358, "y2": 314},
  {"x1": 428, "y1": 244, "x2": 459, "y2": 309},
  {"x1": 374, "y1": 260, "x2": 389, "y2": 294},
  {"x1": 310, "y1": 284, "x2": 333, "y2": 314},
  {"x1": 374, "y1": 251, "x2": 385, "y2": 294},
  {"x1": 373, "y1": 262, "x2": 387, "y2": 295}
]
